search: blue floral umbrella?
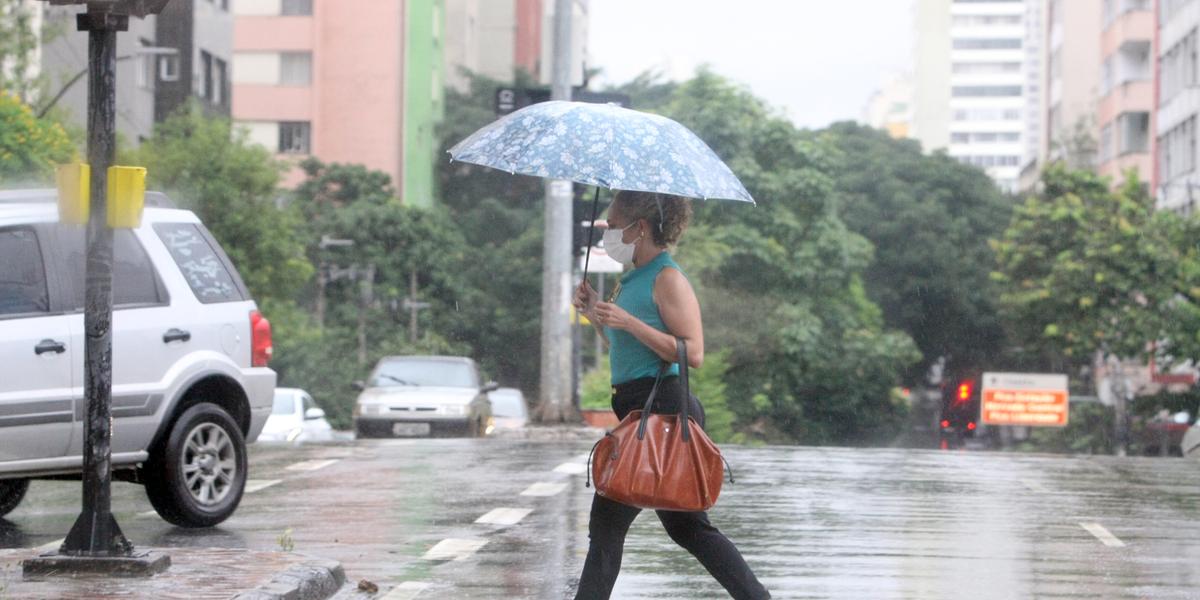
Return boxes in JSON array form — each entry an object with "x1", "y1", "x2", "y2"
[{"x1": 448, "y1": 100, "x2": 754, "y2": 277}]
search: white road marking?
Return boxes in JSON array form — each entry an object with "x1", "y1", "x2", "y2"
[
  {"x1": 1080, "y1": 522, "x2": 1126, "y2": 547},
  {"x1": 520, "y1": 482, "x2": 568, "y2": 497},
  {"x1": 33, "y1": 538, "x2": 63, "y2": 553},
  {"x1": 382, "y1": 581, "x2": 432, "y2": 600},
  {"x1": 244, "y1": 479, "x2": 282, "y2": 493},
  {"x1": 553, "y1": 462, "x2": 587, "y2": 475},
  {"x1": 574, "y1": 452, "x2": 591, "y2": 463},
  {"x1": 1021, "y1": 479, "x2": 1050, "y2": 493},
  {"x1": 421, "y1": 538, "x2": 487, "y2": 561},
  {"x1": 475, "y1": 507, "x2": 533, "y2": 526},
  {"x1": 136, "y1": 509, "x2": 159, "y2": 519},
  {"x1": 285, "y1": 459, "x2": 339, "y2": 472}
]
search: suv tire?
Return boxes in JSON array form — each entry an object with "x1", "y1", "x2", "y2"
[
  {"x1": 144, "y1": 402, "x2": 247, "y2": 528},
  {"x1": 0, "y1": 479, "x2": 29, "y2": 518}
]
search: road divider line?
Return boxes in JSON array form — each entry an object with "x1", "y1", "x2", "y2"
[
  {"x1": 553, "y1": 462, "x2": 587, "y2": 475},
  {"x1": 244, "y1": 479, "x2": 282, "y2": 493},
  {"x1": 520, "y1": 482, "x2": 568, "y2": 497},
  {"x1": 136, "y1": 509, "x2": 158, "y2": 519},
  {"x1": 475, "y1": 507, "x2": 533, "y2": 526},
  {"x1": 285, "y1": 459, "x2": 339, "y2": 472},
  {"x1": 1080, "y1": 522, "x2": 1126, "y2": 547},
  {"x1": 382, "y1": 581, "x2": 431, "y2": 600},
  {"x1": 421, "y1": 538, "x2": 487, "y2": 561}
]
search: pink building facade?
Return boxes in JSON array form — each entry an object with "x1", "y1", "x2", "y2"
[
  {"x1": 1096, "y1": 0, "x2": 1157, "y2": 190},
  {"x1": 233, "y1": 0, "x2": 407, "y2": 189}
]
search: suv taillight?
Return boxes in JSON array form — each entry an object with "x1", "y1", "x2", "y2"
[{"x1": 250, "y1": 310, "x2": 272, "y2": 367}]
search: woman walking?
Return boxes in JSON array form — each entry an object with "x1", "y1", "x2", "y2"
[{"x1": 572, "y1": 190, "x2": 770, "y2": 600}]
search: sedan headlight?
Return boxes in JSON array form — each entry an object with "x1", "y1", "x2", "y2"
[
  {"x1": 442, "y1": 405, "x2": 468, "y2": 416},
  {"x1": 357, "y1": 404, "x2": 387, "y2": 416}
]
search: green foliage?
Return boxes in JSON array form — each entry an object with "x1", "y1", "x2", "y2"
[
  {"x1": 0, "y1": 0, "x2": 40, "y2": 101},
  {"x1": 1016, "y1": 402, "x2": 1114, "y2": 455},
  {"x1": 0, "y1": 92, "x2": 74, "y2": 183},
  {"x1": 825, "y1": 122, "x2": 1012, "y2": 379},
  {"x1": 127, "y1": 105, "x2": 313, "y2": 308},
  {"x1": 993, "y1": 165, "x2": 1200, "y2": 370},
  {"x1": 580, "y1": 355, "x2": 613, "y2": 410},
  {"x1": 641, "y1": 70, "x2": 921, "y2": 445}
]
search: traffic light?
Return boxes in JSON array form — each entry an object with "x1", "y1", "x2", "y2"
[{"x1": 572, "y1": 185, "x2": 610, "y2": 257}]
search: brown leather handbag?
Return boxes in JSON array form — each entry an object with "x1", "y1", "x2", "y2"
[{"x1": 587, "y1": 339, "x2": 731, "y2": 512}]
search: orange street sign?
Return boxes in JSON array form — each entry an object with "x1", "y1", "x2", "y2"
[{"x1": 981, "y1": 372, "x2": 1069, "y2": 427}]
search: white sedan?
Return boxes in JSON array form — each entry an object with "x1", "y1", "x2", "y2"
[{"x1": 258, "y1": 388, "x2": 335, "y2": 443}]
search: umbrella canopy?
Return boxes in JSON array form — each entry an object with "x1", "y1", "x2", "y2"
[{"x1": 448, "y1": 101, "x2": 754, "y2": 204}]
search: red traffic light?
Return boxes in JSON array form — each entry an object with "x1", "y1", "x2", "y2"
[
  {"x1": 940, "y1": 419, "x2": 950, "y2": 428},
  {"x1": 967, "y1": 422, "x2": 977, "y2": 431}
]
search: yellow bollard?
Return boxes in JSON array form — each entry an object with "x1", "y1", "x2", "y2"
[
  {"x1": 55, "y1": 163, "x2": 90, "y2": 225},
  {"x1": 106, "y1": 166, "x2": 147, "y2": 228}
]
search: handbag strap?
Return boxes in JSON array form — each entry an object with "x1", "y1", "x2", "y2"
[{"x1": 635, "y1": 338, "x2": 693, "y2": 442}]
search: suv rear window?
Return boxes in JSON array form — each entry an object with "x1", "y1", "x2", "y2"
[
  {"x1": 0, "y1": 226, "x2": 49, "y2": 317},
  {"x1": 154, "y1": 223, "x2": 247, "y2": 303},
  {"x1": 60, "y1": 227, "x2": 166, "y2": 310}
]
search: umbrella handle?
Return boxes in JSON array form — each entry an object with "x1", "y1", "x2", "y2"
[{"x1": 582, "y1": 186, "x2": 602, "y2": 282}]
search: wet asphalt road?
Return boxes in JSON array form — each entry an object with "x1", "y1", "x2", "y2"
[{"x1": 3, "y1": 437, "x2": 1200, "y2": 599}]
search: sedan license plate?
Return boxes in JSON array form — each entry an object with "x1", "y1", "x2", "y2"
[{"x1": 392, "y1": 422, "x2": 431, "y2": 437}]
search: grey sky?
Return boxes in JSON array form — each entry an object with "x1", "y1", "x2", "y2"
[{"x1": 588, "y1": 0, "x2": 915, "y2": 130}]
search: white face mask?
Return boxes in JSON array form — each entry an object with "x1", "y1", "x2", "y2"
[{"x1": 602, "y1": 222, "x2": 639, "y2": 266}]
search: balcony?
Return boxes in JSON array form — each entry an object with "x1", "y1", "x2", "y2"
[{"x1": 1102, "y1": 8, "x2": 1154, "y2": 56}]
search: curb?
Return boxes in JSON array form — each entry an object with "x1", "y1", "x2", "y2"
[
  {"x1": 493, "y1": 426, "x2": 605, "y2": 441},
  {"x1": 232, "y1": 558, "x2": 346, "y2": 600}
]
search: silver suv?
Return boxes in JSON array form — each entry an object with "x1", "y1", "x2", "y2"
[{"x1": 0, "y1": 189, "x2": 275, "y2": 527}]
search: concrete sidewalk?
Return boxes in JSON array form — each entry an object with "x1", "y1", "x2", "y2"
[{"x1": 0, "y1": 547, "x2": 344, "y2": 600}]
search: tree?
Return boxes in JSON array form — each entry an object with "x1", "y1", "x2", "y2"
[
  {"x1": 655, "y1": 71, "x2": 921, "y2": 444},
  {"x1": 0, "y1": 91, "x2": 73, "y2": 183},
  {"x1": 126, "y1": 105, "x2": 313, "y2": 308},
  {"x1": 0, "y1": 0, "x2": 40, "y2": 102},
  {"x1": 824, "y1": 122, "x2": 1012, "y2": 380}
]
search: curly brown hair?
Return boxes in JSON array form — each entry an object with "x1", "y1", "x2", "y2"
[{"x1": 612, "y1": 190, "x2": 693, "y2": 247}]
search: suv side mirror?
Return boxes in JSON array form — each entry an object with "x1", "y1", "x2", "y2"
[
  {"x1": 482, "y1": 381, "x2": 500, "y2": 393},
  {"x1": 304, "y1": 407, "x2": 326, "y2": 421},
  {"x1": 352, "y1": 380, "x2": 366, "y2": 391}
]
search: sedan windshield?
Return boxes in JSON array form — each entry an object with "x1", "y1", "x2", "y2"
[
  {"x1": 372, "y1": 360, "x2": 476, "y2": 388},
  {"x1": 271, "y1": 392, "x2": 295, "y2": 415}
]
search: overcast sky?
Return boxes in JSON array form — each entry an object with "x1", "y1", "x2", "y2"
[{"x1": 588, "y1": 0, "x2": 915, "y2": 130}]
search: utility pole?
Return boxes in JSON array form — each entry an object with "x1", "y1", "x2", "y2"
[
  {"x1": 403, "y1": 270, "x2": 431, "y2": 343},
  {"x1": 356, "y1": 263, "x2": 376, "y2": 366},
  {"x1": 24, "y1": 0, "x2": 170, "y2": 577},
  {"x1": 315, "y1": 235, "x2": 354, "y2": 329},
  {"x1": 535, "y1": 0, "x2": 577, "y2": 423}
]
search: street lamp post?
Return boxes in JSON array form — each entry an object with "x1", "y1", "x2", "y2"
[{"x1": 23, "y1": 0, "x2": 171, "y2": 578}]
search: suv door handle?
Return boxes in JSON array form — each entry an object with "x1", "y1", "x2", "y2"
[
  {"x1": 35, "y1": 339, "x2": 66, "y2": 355},
  {"x1": 163, "y1": 328, "x2": 191, "y2": 344}
]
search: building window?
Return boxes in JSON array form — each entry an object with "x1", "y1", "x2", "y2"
[
  {"x1": 159, "y1": 52, "x2": 180, "y2": 82},
  {"x1": 952, "y1": 108, "x2": 1023, "y2": 121},
  {"x1": 952, "y1": 14, "x2": 1022, "y2": 26},
  {"x1": 1161, "y1": 28, "x2": 1198, "y2": 103},
  {"x1": 279, "y1": 121, "x2": 311, "y2": 154},
  {"x1": 1160, "y1": 116, "x2": 1197, "y2": 181},
  {"x1": 137, "y1": 39, "x2": 155, "y2": 89},
  {"x1": 213, "y1": 57, "x2": 227, "y2": 105},
  {"x1": 1100, "y1": 123, "x2": 1114, "y2": 162},
  {"x1": 199, "y1": 50, "x2": 213, "y2": 100},
  {"x1": 279, "y1": 52, "x2": 312, "y2": 85},
  {"x1": 952, "y1": 38, "x2": 1022, "y2": 50},
  {"x1": 1117, "y1": 112, "x2": 1150, "y2": 155},
  {"x1": 952, "y1": 85, "x2": 1022, "y2": 97},
  {"x1": 952, "y1": 62, "x2": 1021, "y2": 75},
  {"x1": 281, "y1": 0, "x2": 313, "y2": 16}
]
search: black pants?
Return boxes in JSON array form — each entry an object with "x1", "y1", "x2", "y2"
[{"x1": 574, "y1": 376, "x2": 771, "y2": 600}]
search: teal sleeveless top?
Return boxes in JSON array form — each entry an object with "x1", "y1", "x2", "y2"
[{"x1": 608, "y1": 252, "x2": 683, "y2": 385}]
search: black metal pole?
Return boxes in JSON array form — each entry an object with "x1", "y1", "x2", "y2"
[
  {"x1": 581, "y1": 187, "x2": 601, "y2": 281},
  {"x1": 62, "y1": 8, "x2": 132, "y2": 557}
]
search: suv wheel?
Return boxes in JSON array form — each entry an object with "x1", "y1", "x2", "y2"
[
  {"x1": 144, "y1": 402, "x2": 247, "y2": 528},
  {"x1": 0, "y1": 479, "x2": 29, "y2": 518}
]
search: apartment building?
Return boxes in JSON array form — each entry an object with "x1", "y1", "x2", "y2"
[
  {"x1": 914, "y1": 0, "x2": 1037, "y2": 193},
  {"x1": 232, "y1": 0, "x2": 444, "y2": 205},
  {"x1": 1096, "y1": 0, "x2": 1156, "y2": 189},
  {"x1": 1158, "y1": 0, "x2": 1200, "y2": 213}
]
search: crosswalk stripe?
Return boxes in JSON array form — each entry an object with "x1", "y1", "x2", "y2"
[
  {"x1": 33, "y1": 538, "x2": 63, "y2": 553},
  {"x1": 421, "y1": 538, "x2": 487, "y2": 561},
  {"x1": 520, "y1": 482, "x2": 567, "y2": 497},
  {"x1": 285, "y1": 459, "x2": 339, "y2": 472},
  {"x1": 1080, "y1": 522, "x2": 1126, "y2": 547},
  {"x1": 475, "y1": 507, "x2": 533, "y2": 526},
  {"x1": 553, "y1": 462, "x2": 587, "y2": 475},
  {"x1": 244, "y1": 479, "x2": 282, "y2": 493}
]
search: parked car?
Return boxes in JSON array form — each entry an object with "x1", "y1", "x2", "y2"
[
  {"x1": 1184, "y1": 421, "x2": 1200, "y2": 458},
  {"x1": 258, "y1": 388, "x2": 334, "y2": 443},
  {"x1": 353, "y1": 356, "x2": 496, "y2": 438},
  {"x1": 0, "y1": 189, "x2": 275, "y2": 527},
  {"x1": 489, "y1": 387, "x2": 529, "y2": 431}
]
